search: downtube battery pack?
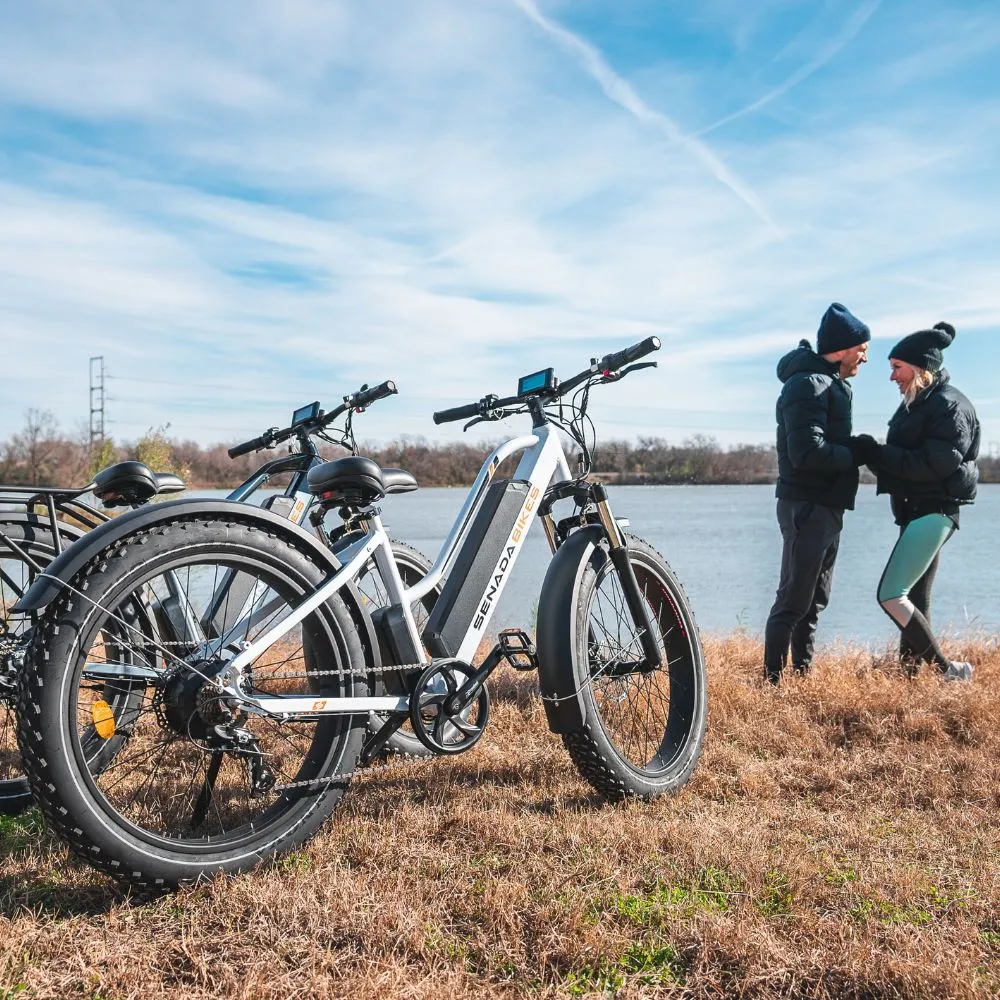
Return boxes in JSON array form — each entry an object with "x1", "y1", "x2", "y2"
[{"x1": 423, "y1": 479, "x2": 530, "y2": 657}]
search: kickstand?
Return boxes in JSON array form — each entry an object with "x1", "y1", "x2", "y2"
[{"x1": 359, "y1": 714, "x2": 407, "y2": 765}]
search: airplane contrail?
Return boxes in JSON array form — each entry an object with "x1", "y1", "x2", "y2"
[
  {"x1": 691, "y1": 0, "x2": 883, "y2": 140},
  {"x1": 510, "y1": 0, "x2": 779, "y2": 232}
]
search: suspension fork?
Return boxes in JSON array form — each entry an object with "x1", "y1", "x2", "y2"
[{"x1": 591, "y1": 484, "x2": 662, "y2": 668}]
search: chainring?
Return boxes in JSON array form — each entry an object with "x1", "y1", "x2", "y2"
[{"x1": 409, "y1": 660, "x2": 490, "y2": 756}]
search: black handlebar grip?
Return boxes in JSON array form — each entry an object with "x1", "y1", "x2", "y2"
[
  {"x1": 600, "y1": 335, "x2": 661, "y2": 373},
  {"x1": 227, "y1": 435, "x2": 268, "y2": 459},
  {"x1": 352, "y1": 379, "x2": 398, "y2": 410},
  {"x1": 432, "y1": 401, "x2": 482, "y2": 425}
]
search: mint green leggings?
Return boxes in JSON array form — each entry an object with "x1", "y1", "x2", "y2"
[{"x1": 877, "y1": 513, "x2": 955, "y2": 667}]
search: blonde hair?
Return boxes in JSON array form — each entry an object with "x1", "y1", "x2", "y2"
[{"x1": 904, "y1": 367, "x2": 936, "y2": 408}]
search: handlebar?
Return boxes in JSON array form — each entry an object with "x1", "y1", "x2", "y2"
[
  {"x1": 598, "y1": 335, "x2": 661, "y2": 374},
  {"x1": 227, "y1": 379, "x2": 397, "y2": 458},
  {"x1": 433, "y1": 400, "x2": 489, "y2": 426},
  {"x1": 433, "y1": 336, "x2": 661, "y2": 425},
  {"x1": 347, "y1": 379, "x2": 396, "y2": 411},
  {"x1": 228, "y1": 430, "x2": 278, "y2": 459}
]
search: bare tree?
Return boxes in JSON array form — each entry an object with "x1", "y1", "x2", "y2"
[{"x1": 10, "y1": 409, "x2": 62, "y2": 485}]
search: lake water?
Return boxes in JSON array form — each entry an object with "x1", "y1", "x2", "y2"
[{"x1": 195, "y1": 483, "x2": 999, "y2": 650}]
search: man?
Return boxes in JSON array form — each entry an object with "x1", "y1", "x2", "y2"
[{"x1": 763, "y1": 303, "x2": 878, "y2": 684}]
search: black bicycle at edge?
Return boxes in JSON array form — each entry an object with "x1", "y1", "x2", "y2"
[
  {"x1": 0, "y1": 463, "x2": 186, "y2": 814},
  {"x1": 12, "y1": 336, "x2": 708, "y2": 889}
]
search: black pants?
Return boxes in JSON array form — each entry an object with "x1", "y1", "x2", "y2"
[
  {"x1": 899, "y1": 553, "x2": 939, "y2": 662},
  {"x1": 764, "y1": 500, "x2": 844, "y2": 682}
]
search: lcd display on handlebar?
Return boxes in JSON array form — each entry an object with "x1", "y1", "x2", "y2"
[
  {"x1": 291, "y1": 401, "x2": 321, "y2": 427},
  {"x1": 517, "y1": 368, "x2": 555, "y2": 397}
]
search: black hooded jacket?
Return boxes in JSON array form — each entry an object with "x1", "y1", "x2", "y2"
[
  {"x1": 876, "y1": 370, "x2": 980, "y2": 523},
  {"x1": 774, "y1": 341, "x2": 859, "y2": 510}
]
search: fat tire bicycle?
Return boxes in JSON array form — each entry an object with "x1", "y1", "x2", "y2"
[{"x1": 14, "y1": 337, "x2": 707, "y2": 889}]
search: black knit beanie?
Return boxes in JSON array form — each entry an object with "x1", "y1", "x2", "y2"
[
  {"x1": 888, "y1": 322, "x2": 955, "y2": 373},
  {"x1": 816, "y1": 303, "x2": 871, "y2": 354}
]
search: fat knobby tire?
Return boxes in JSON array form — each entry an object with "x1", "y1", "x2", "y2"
[
  {"x1": 16, "y1": 514, "x2": 369, "y2": 890},
  {"x1": 561, "y1": 533, "x2": 708, "y2": 802}
]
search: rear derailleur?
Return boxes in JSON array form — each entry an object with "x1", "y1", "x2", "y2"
[
  {"x1": 156, "y1": 664, "x2": 276, "y2": 800},
  {"x1": 209, "y1": 723, "x2": 276, "y2": 797}
]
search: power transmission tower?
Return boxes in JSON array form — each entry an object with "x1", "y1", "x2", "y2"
[{"x1": 89, "y1": 356, "x2": 106, "y2": 455}]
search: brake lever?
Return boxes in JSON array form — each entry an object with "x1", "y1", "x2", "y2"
[
  {"x1": 624, "y1": 361, "x2": 658, "y2": 374},
  {"x1": 462, "y1": 407, "x2": 520, "y2": 432},
  {"x1": 599, "y1": 361, "x2": 658, "y2": 384}
]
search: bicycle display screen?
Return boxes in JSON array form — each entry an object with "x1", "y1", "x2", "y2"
[
  {"x1": 291, "y1": 401, "x2": 321, "y2": 427},
  {"x1": 517, "y1": 368, "x2": 555, "y2": 397}
]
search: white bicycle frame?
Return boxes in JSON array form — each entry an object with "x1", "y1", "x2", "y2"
[{"x1": 216, "y1": 423, "x2": 574, "y2": 719}]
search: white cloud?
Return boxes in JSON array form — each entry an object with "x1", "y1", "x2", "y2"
[{"x1": 0, "y1": 0, "x2": 997, "y2": 448}]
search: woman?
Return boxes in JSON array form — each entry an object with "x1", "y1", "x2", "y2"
[{"x1": 863, "y1": 322, "x2": 980, "y2": 680}]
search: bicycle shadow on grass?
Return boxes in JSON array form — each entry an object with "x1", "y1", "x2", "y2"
[
  {"x1": 349, "y1": 762, "x2": 607, "y2": 816},
  {"x1": 0, "y1": 868, "x2": 130, "y2": 919},
  {"x1": 0, "y1": 809, "x2": 139, "y2": 918}
]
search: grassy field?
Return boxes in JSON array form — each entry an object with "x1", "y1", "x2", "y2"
[{"x1": 1, "y1": 634, "x2": 998, "y2": 999}]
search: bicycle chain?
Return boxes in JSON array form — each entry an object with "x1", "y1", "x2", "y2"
[
  {"x1": 137, "y1": 655, "x2": 437, "y2": 792},
  {"x1": 272, "y1": 747, "x2": 435, "y2": 793},
  {"x1": 257, "y1": 661, "x2": 425, "y2": 682}
]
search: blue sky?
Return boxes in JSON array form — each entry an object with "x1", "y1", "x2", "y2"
[{"x1": 1, "y1": 0, "x2": 998, "y2": 451}]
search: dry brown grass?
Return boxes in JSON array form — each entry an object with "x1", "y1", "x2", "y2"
[{"x1": 2, "y1": 634, "x2": 999, "y2": 999}]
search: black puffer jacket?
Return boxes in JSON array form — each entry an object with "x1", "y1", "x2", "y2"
[
  {"x1": 775, "y1": 341, "x2": 859, "y2": 510},
  {"x1": 876, "y1": 371, "x2": 980, "y2": 522}
]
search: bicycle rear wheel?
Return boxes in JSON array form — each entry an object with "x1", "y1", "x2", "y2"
[
  {"x1": 561, "y1": 533, "x2": 707, "y2": 801},
  {"x1": 18, "y1": 515, "x2": 370, "y2": 889}
]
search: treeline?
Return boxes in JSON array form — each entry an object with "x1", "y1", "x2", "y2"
[{"x1": 4, "y1": 409, "x2": 1000, "y2": 489}]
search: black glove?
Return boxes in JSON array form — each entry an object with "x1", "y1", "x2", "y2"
[{"x1": 849, "y1": 433, "x2": 880, "y2": 468}]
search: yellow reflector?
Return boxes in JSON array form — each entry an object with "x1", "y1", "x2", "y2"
[{"x1": 91, "y1": 700, "x2": 116, "y2": 739}]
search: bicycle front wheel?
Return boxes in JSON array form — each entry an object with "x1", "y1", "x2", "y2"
[
  {"x1": 17, "y1": 514, "x2": 370, "y2": 889},
  {"x1": 561, "y1": 533, "x2": 707, "y2": 801}
]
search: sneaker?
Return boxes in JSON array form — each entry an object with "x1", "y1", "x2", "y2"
[{"x1": 941, "y1": 661, "x2": 974, "y2": 683}]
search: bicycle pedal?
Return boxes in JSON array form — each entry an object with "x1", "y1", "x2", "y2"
[{"x1": 495, "y1": 628, "x2": 538, "y2": 672}]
